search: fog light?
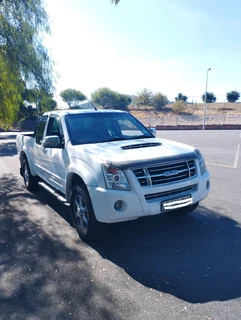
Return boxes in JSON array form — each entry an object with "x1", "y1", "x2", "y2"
[
  {"x1": 114, "y1": 200, "x2": 123, "y2": 211},
  {"x1": 206, "y1": 180, "x2": 210, "y2": 189}
]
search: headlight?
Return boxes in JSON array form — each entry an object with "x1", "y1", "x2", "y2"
[
  {"x1": 195, "y1": 149, "x2": 207, "y2": 175},
  {"x1": 102, "y1": 165, "x2": 130, "y2": 190}
]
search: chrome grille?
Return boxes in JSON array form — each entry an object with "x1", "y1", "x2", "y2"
[
  {"x1": 145, "y1": 184, "x2": 197, "y2": 201},
  {"x1": 132, "y1": 160, "x2": 196, "y2": 187}
]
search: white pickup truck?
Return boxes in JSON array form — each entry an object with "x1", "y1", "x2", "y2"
[{"x1": 16, "y1": 109, "x2": 210, "y2": 241}]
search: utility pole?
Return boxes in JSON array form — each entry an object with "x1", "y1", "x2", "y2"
[{"x1": 203, "y1": 68, "x2": 211, "y2": 130}]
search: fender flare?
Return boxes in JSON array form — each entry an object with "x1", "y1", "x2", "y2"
[
  {"x1": 20, "y1": 147, "x2": 37, "y2": 176},
  {"x1": 66, "y1": 160, "x2": 99, "y2": 202}
]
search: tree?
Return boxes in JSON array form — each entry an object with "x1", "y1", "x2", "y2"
[
  {"x1": 91, "y1": 87, "x2": 131, "y2": 109},
  {"x1": 0, "y1": 0, "x2": 53, "y2": 90},
  {"x1": 22, "y1": 87, "x2": 57, "y2": 114},
  {"x1": 0, "y1": 0, "x2": 54, "y2": 128},
  {"x1": 115, "y1": 93, "x2": 131, "y2": 109},
  {"x1": 91, "y1": 87, "x2": 115, "y2": 109},
  {"x1": 0, "y1": 57, "x2": 23, "y2": 128},
  {"x1": 175, "y1": 93, "x2": 188, "y2": 102},
  {"x1": 38, "y1": 90, "x2": 57, "y2": 113},
  {"x1": 135, "y1": 88, "x2": 153, "y2": 107},
  {"x1": 226, "y1": 91, "x2": 240, "y2": 103},
  {"x1": 152, "y1": 92, "x2": 168, "y2": 110},
  {"x1": 201, "y1": 92, "x2": 216, "y2": 103},
  {"x1": 60, "y1": 89, "x2": 86, "y2": 108},
  {"x1": 171, "y1": 100, "x2": 187, "y2": 114},
  {"x1": 110, "y1": 0, "x2": 120, "y2": 4}
]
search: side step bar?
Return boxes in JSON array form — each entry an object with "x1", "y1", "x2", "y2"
[{"x1": 38, "y1": 181, "x2": 70, "y2": 205}]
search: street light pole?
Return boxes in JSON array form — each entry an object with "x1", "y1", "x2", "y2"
[{"x1": 203, "y1": 68, "x2": 211, "y2": 130}]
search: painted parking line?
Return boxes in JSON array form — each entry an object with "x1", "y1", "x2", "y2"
[
  {"x1": 233, "y1": 144, "x2": 240, "y2": 168},
  {"x1": 208, "y1": 131, "x2": 219, "y2": 137},
  {"x1": 206, "y1": 143, "x2": 240, "y2": 169}
]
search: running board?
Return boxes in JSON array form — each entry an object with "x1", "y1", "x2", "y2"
[{"x1": 38, "y1": 181, "x2": 70, "y2": 205}]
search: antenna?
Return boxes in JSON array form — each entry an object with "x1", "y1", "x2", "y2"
[{"x1": 86, "y1": 98, "x2": 97, "y2": 110}]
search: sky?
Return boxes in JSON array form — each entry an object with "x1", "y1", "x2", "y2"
[{"x1": 44, "y1": 0, "x2": 241, "y2": 107}]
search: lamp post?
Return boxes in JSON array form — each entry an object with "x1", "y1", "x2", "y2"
[{"x1": 203, "y1": 68, "x2": 211, "y2": 130}]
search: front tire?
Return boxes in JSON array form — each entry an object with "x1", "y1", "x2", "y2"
[
  {"x1": 70, "y1": 183, "x2": 107, "y2": 241},
  {"x1": 22, "y1": 158, "x2": 38, "y2": 192}
]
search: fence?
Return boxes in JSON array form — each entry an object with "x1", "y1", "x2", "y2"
[{"x1": 139, "y1": 114, "x2": 241, "y2": 128}]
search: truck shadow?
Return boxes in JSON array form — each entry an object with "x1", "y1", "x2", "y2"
[
  {"x1": 31, "y1": 185, "x2": 241, "y2": 304},
  {"x1": 91, "y1": 207, "x2": 241, "y2": 304}
]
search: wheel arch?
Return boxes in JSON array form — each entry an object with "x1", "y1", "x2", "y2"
[
  {"x1": 66, "y1": 173, "x2": 87, "y2": 202},
  {"x1": 19, "y1": 150, "x2": 37, "y2": 177}
]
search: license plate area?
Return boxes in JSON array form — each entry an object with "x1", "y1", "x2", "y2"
[{"x1": 161, "y1": 195, "x2": 193, "y2": 211}]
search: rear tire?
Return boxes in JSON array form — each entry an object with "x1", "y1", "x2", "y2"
[
  {"x1": 22, "y1": 158, "x2": 38, "y2": 192},
  {"x1": 70, "y1": 183, "x2": 108, "y2": 242}
]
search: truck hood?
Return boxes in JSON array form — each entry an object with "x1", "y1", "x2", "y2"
[{"x1": 73, "y1": 138, "x2": 197, "y2": 169}]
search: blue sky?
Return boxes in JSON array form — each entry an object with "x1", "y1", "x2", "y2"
[{"x1": 45, "y1": 0, "x2": 241, "y2": 107}]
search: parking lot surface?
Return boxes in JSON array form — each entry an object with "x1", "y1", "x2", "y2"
[{"x1": 0, "y1": 130, "x2": 241, "y2": 320}]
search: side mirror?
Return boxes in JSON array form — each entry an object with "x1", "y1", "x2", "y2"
[
  {"x1": 149, "y1": 127, "x2": 156, "y2": 137},
  {"x1": 43, "y1": 135, "x2": 62, "y2": 148}
]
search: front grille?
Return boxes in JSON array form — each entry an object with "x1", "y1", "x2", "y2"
[
  {"x1": 132, "y1": 160, "x2": 196, "y2": 187},
  {"x1": 145, "y1": 184, "x2": 197, "y2": 201}
]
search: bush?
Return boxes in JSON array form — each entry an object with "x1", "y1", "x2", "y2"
[
  {"x1": 171, "y1": 101, "x2": 187, "y2": 114},
  {"x1": 152, "y1": 92, "x2": 168, "y2": 110}
]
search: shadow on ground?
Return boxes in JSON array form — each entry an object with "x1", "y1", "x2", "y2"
[
  {"x1": 91, "y1": 208, "x2": 241, "y2": 304},
  {"x1": 0, "y1": 176, "x2": 127, "y2": 320},
  {"x1": 0, "y1": 141, "x2": 17, "y2": 156},
  {"x1": 30, "y1": 179, "x2": 241, "y2": 304}
]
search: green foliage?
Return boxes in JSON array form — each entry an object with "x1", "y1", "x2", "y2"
[
  {"x1": 134, "y1": 89, "x2": 168, "y2": 110},
  {"x1": 0, "y1": 57, "x2": 23, "y2": 129},
  {"x1": 38, "y1": 90, "x2": 57, "y2": 113},
  {"x1": 60, "y1": 89, "x2": 86, "y2": 108},
  {"x1": 226, "y1": 91, "x2": 240, "y2": 103},
  {"x1": 91, "y1": 87, "x2": 116, "y2": 109},
  {"x1": 115, "y1": 93, "x2": 131, "y2": 110},
  {"x1": 18, "y1": 88, "x2": 57, "y2": 120},
  {"x1": 201, "y1": 92, "x2": 216, "y2": 103},
  {"x1": 135, "y1": 88, "x2": 153, "y2": 106},
  {"x1": 171, "y1": 100, "x2": 187, "y2": 114},
  {"x1": 0, "y1": 0, "x2": 53, "y2": 91},
  {"x1": 175, "y1": 93, "x2": 188, "y2": 102},
  {"x1": 110, "y1": 0, "x2": 120, "y2": 5},
  {"x1": 91, "y1": 87, "x2": 131, "y2": 109},
  {"x1": 0, "y1": 0, "x2": 54, "y2": 128},
  {"x1": 152, "y1": 92, "x2": 168, "y2": 110}
]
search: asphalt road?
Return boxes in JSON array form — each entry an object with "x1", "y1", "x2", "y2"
[{"x1": 0, "y1": 130, "x2": 241, "y2": 320}]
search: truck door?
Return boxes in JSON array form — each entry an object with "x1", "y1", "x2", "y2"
[
  {"x1": 43, "y1": 115, "x2": 68, "y2": 193},
  {"x1": 34, "y1": 116, "x2": 49, "y2": 179}
]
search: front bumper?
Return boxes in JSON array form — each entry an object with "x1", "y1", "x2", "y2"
[{"x1": 88, "y1": 170, "x2": 210, "y2": 223}]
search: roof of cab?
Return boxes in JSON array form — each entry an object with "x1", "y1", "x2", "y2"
[{"x1": 43, "y1": 109, "x2": 127, "y2": 116}]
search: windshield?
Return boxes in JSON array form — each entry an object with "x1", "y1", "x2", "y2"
[{"x1": 65, "y1": 112, "x2": 153, "y2": 145}]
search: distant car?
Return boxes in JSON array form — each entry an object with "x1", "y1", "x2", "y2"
[{"x1": 16, "y1": 109, "x2": 210, "y2": 241}]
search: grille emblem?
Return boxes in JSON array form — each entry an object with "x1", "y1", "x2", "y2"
[{"x1": 164, "y1": 170, "x2": 178, "y2": 177}]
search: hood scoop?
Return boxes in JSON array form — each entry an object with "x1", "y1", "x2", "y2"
[{"x1": 121, "y1": 142, "x2": 162, "y2": 150}]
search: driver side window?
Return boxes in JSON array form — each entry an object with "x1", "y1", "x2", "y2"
[
  {"x1": 46, "y1": 117, "x2": 61, "y2": 137},
  {"x1": 35, "y1": 116, "x2": 48, "y2": 145}
]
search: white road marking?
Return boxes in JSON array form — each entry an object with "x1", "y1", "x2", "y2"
[
  {"x1": 208, "y1": 131, "x2": 219, "y2": 137},
  {"x1": 233, "y1": 144, "x2": 240, "y2": 168},
  {"x1": 206, "y1": 162, "x2": 235, "y2": 169},
  {"x1": 207, "y1": 143, "x2": 240, "y2": 169}
]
